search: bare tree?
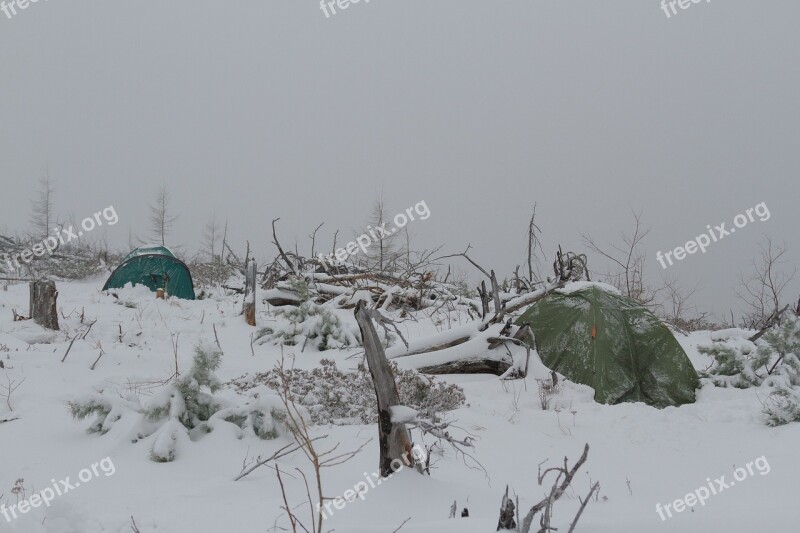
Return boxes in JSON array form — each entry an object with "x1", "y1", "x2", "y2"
[
  {"x1": 736, "y1": 237, "x2": 797, "y2": 328},
  {"x1": 30, "y1": 168, "x2": 55, "y2": 239},
  {"x1": 220, "y1": 218, "x2": 229, "y2": 263},
  {"x1": 655, "y1": 276, "x2": 718, "y2": 331},
  {"x1": 583, "y1": 210, "x2": 657, "y2": 305},
  {"x1": 660, "y1": 277, "x2": 695, "y2": 323},
  {"x1": 357, "y1": 197, "x2": 404, "y2": 272},
  {"x1": 127, "y1": 228, "x2": 136, "y2": 253},
  {"x1": 526, "y1": 203, "x2": 546, "y2": 284},
  {"x1": 148, "y1": 184, "x2": 178, "y2": 246},
  {"x1": 202, "y1": 213, "x2": 221, "y2": 262}
]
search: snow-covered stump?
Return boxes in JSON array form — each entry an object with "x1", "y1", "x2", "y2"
[
  {"x1": 354, "y1": 301, "x2": 417, "y2": 477},
  {"x1": 29, "y1": 279, "x2": 59, "y2": 330},
  {"x1": 243, "y1": 258, "x2": 256, "y2": 326}
]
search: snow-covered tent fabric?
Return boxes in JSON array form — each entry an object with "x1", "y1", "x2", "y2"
[
  {"x1": 103, "y1": 245, "x2": 195, "y2": 300},
  {"x1": 515, "y1": 283, "x2": 699, "y2": 407}
]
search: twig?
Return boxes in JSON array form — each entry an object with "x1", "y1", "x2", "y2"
[
  {"x1": 568, "y1": 482, "x2": 600, "y2": 533},
  {"x1": 1, "y1": 376, "x2": 25, "y2": 411},
  {"x1": 213, "y1": 324, "x2": 222, "y2": 352},
  {"x1": 520, "y1": 443, "x2": 592, "y2": 533},
  {"x1": 172, "y1": 333, "x2": 180, "y2": 378},
  {"x1": 235, "y1": 439, "x2": 326, "y2": 481},
  {"x1": 272, "y1": 218, "x2": 298, "y2": 275},
  {"x1": 276, "y1": 466, "x2": 300, "y2": 532},
  {"x1": 90, "y1": 344, "x2": 105, "y2": 370},
  {"x1": 392, "y1": 517, "x2": 412, "y2": 532},
  {"x1": 435, "y1": 244, "x2": 491, "y2": 279},
  {"x1": 80, "y1": 319, "x2": 98, "y2": 340},
  {"x1": 61, "y1": 333, "x2": 80, "y2": 363}
]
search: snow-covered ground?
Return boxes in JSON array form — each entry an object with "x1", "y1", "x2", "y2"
[{"x1": 1, "y1": 279, "x2": 797, "y2": 533}]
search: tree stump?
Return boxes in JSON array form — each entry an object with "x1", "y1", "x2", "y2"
[
  {"x1": 497, "y1": 485, "x2": 517, "y2": 530},
  {"x1": 242, "y1": 259, "x2": 257, "y2": 326},
  {"x1": 29, "y1": 280, "x2": 59, "y2": 330}
]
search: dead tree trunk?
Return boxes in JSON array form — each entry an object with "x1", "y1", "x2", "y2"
[
  {"x1": 29, "y1": 280, "x2": 59, "y2": 330},
  {"x1": 242, "y1": 258, "x2": 256, "y2": 326},
  {"x1": 354, "y1": 301, "x2": 416, "y2": 477},
  {"x1": 478, "y1": 281, "x2": 490, "y2": 318},
  {"x1": 497, "y1": 485, "x2": 517, "y2": 530},
  {"x1": 490, "y1": 270, "x2": 502, "y2": 313}
]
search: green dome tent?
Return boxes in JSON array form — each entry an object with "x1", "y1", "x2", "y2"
[
  {"x1": 515, "y1": 283, "x2": 699, "y2": 407},
  {"x1": 103, "y1": 246, "x2": 195, "y2": 300}
]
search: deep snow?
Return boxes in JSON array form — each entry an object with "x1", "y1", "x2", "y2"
[{"x1": 0, "y1": 278, "x2": 797, "y2": 533}]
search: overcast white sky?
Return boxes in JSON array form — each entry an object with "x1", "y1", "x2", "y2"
[{"x1": 1, "y1": 0, "x2": 797, "y2": 320}]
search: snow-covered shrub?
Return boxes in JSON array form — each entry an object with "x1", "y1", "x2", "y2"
[
  {"x1": 257, "y1": 301, "x2": 360, "y2": 351},
  {"x1": 67, "y1": 394, "x2": 141, "y2": 435},
  {"x1": 698, "y1": 342, "x2": 769, "y2": 388},
  {"x1": 68, "y1": 343, "x2": 288, "y2": 462},
  {"x1": 701, "y1": 316, "x2": 800, "y2": 385},
  {"x1": 758, "y1": 315, "x2": 800, "y2": 426},
  {"x1": 700, "y1": 314, "x2": 800, "y2": 426},
  {"x1": 757, "y1": 314, "x2": 800, "y2": 376},
  {"x1": 230, "y1": 359, "x2": 466, "y2": 425},
  {"x1": 285, "y1": 277, "x2": 311, "y2": 302},
  {"x1": 763, "y1": 386, "x2": 800, "y2": 426},
  {"x1": 190, "y1": 259, "x2": 238, "y2": 288},
  {"x1": 537, "y1": 378, "x2": 564, "y2": 411},
  {"x1": 141, "y1": 342, "x2": 224, "y2": 450}
]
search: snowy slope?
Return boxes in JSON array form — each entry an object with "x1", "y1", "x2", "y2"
[{"x1": 0, "y1": 279, "x2": 797, "y2": 533}]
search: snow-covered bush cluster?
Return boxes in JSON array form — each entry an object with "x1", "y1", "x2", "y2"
[
  {"x1": 699, "y1": 340, "x2": 771, "y2": 389},
  {"x1": 700, "y1": 314, "x2": 800, "y2": 426},
  {"x1": 257, "y1": 300, "x2": 361, "y2": 351},
  {"x1": 69, "y1": 343, "x2": 288, "y2": 462},
  {"x1": 189, "y1": 259, "x2": 239, "y2": 289},
  {"x1": 230, "y1": 359, "x2": 466, "y2": 425}
]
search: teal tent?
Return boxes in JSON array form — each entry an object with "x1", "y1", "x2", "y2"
[
  {"x1": 103, "y1": 246, "x2": 195, "y2": 300},
  {"x1": 515, "y1": 284, "x2": 699, "y2": 407}
]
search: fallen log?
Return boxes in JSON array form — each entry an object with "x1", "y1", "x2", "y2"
[
  {"x1": 416, "y1": 358, "x2": 512, "y2": 376},
  {"x1": 386, "y1": 321, "x2": 486, "y2": 360},
  {"x1": 263, "y1": 288, "x2": 303, "y2": 307},
  {"x1": 388, "y1": 335, "x2": 473, "y2": 359},
  {"x1": 486, "y1": 280, "x2": 564, "y2": 326},
  {"x1": 392, "y1": 323, "x2": 517, "y2": 376}
]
